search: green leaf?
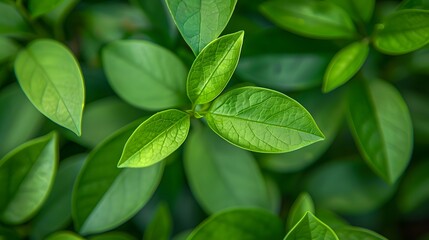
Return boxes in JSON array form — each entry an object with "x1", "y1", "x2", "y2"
[
  {"x1": 46, "y1": 232, "x2": 84, "y2": 240},
  {"x1": 187, "y1": 31, "x2": 244, "y2": 105},
  {"x1": 335, "y1": 226, "x2": 388, "y2": 240},
  {"x1": 0, "y1": 132, "x2": 58, "y2": 224},
  {"x1": 187, "y1": 208, "x2": 285, "y2": 240},
  {"x1": 90, "y1": 232, "x2": 136, "y2": 240},
  {"x1": 286, "y1": 193, "x2": 315, "y2": 230},
  {"x1": 72, "y1": 122, "x2": 164, "y2": 235},
  {"x1": 0, "y1": 2, "x2": 29, "y2": 37},
  {"x1": 0, "y1": 37, "x2": 19, "y2": 64},
  {"x1": 306, "y1": 160, "x2": 395, "y2": 214},
  {"x1": 348, "y1": 80, "x2": 413, "y2": 183},
  {"x1": 316, "y1": 209, "x2": 349, "y2": 230},
  {"x1": 327, "y1": 0, "x2": 375, "y2": 22},
  {"x1": 398, "y1": 0, "x2": 429, "y2": 10},
  {"x1": 205, "y1": 86, "x2": 324, "y2": 153},
  {"x1": 29, "y1": 0, "x2": 66, "y2": 18},
  {"x1": 184, "y1": 126, "x2": 271, "y2": 214},
  {"x1": 31, "y1": 154, "x2": 86, "y2": 240},
  {"x1": 14, "y1": 39, "x2": 85, "y2": 136},
  {"x1": 118, "y1": 109, "x2": 190, "y2": 168},
  {"x1": 165, "y1": 0, "x2": 238, "y2": 55},
  {"x1": 260, "y1": 0, "x2": 356, "y2": 39},
  {"x1": 43, "y1": 0, "x2": 79, "y2": 26},
  {"x1": 284, "y1": 212, "x2": 338, "y2": 240},
  {"x1": 398, "y1": 160, "x2": 429, "y2": 213},
  {"x1": 143, "y1": 203, "x2": 172, "y2": 240},
  {"x1": 102, "y1": 40, "x2": 188, "y2": 110},
  {"x1": 374, "y1": 9, "x2": 429, "y2": 54},
  {"x1": 323, "y1": 41, "x2": 369, "y2": 92}
]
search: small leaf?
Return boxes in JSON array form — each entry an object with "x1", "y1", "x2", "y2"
[
  {"x1": 187, "y1": 208, "x2": 285, "y2": 240},
  {"x1": 348, "y1": 80, "x2": 413, "y2": 183},
  {"x1": 184, "y1": 126, "x2": 271, "y2": 213},
  {"x1": 118, "y1": 109, "x2": 190, "y2": 168},
  {"x1": 327, "y1": 0, "x2": 375, "y2": 22},
  {"x1": 374, "y1": 9, "x2": 429, "y2": 54},
  {"x1": 205, "y1": 86, "x2": 324, "y2": 153},
  {"x1": 72, "y1": 122, "x2": 164, "y2": 235},
  {"x1": 102, "y1": 40, "x2": 188, "y2": 110},
  {"x1": 286, "y1": 193, "x2": 315, "y2": 230},
  {"x1": 46, "y1": 231, "x2": 84, "y2": 240},
  {"x1": 335, "y1": 226, "x2": 388, "y2": 240},
  {"x1": 284, "y1": 212, "x2": 338, "y2": 240},
  {"x1": 143, "y1": 203, "x2": 172, "y2": 240},
  {"x1": 187, "y1": 31, "x2": 244, "y2": 105},
  {"x1": 323, "y1": 41, "x2": 369, "y2": 92},
  {"x1": 14, "y1": 39, "x2": 85, "y2": 136},
  {"x1": 29, "y1": 0, "x2": 66, "y2": 18},
  {"x1": 166, "y1": 0, "x2": 238, "y2": 55},
  {"x1": 260, "y1": 0, "x2": 356, "y2": 39},
  {"x1": 0, "y1": 132, "x2": 58, "y2": 224}
]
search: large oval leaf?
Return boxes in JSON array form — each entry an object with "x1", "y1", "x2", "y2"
[
  {"x1": 0, "y1": 132, "x2": 57, "y2": 224},
  {"x1": 184, "y1": 126, "x2": 271, "y2": 213},
  {"x1": 187, "y1": 208, "x2": 284, "y2": 240},
  {"x1": 166, "y1": 0, "x2": 237, "y2": 55},
  {"x1": 285, "y1": 212, "x2": 338, "y2": 240},
  {"x1": 335, "y1": 227, "x2": 387, "y2": 240},
  {"x1": 14, "y1": 39, "x2": 85, "y2": 136},
  {"x1": 205, "y1": 86, "x2": 324, "y2": 153},
  {"x1": 72, "y1": 122, "x2": 164, "y2": 235},
  {"x1": 260, "y1": 0, "x2": 356, "y2": 39},
  {"x1": 118, "y1": 109, "x2": 190, "y2": 168},
  {"x1": 102, "y1": 40, "x2": 188, "y2": 110},
  {"x1": 348, "y1": 80, "x2": 413, "y2": 183},
  {"x1": 286, "y1": 193, "x2": 315, "y2": 231},
  {"x1": 187, "y1": 31, "x2": 244, "y2": 105},
  {"x1": 323, "y1": 41, "x2": 369, "y2": 92},
  {"x1": 374, "y1": 10, "x2": 429, "y2": 54}
]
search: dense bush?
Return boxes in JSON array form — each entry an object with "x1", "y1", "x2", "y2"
[{"x1": 0, "y1": 0, "x2": 428, "y2": 239}]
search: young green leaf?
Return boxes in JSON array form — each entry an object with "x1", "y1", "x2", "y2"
[
  {"x1": 29, "y1": 0, "x2": 66, "y2": 18},
  {"x1": 286, "y1": 193, "x2": 315, "y2": 230},
  {"x1": 335, "y1": 226, "x2": 388, "y2": 240},
  {"x1": 143, "y1": 203, "x2": 172, "y2": 240},
  {"x1": 260, "y1": 0, "x2": 356, "y2": 39},
  {"x1": 46, "y1": 231, "x2": 84, "y2": 240},
  {"x1": 323, "y1": 41, "x2": 369, "y2": 92},
  {"x1": 205, "y1": 86, "x2": 324, "y2": 153},
  {"x1": 374, "y1": 9, "x2": 429, "y2": 54},
  {"x1": 187, "y1": 208, "x2": 285, "y2": 240},
  {"x1": 187, "y1": 31, "x2": 244, "y2": 105},
  {"x1": 285, "y1": 212, "x2": 338, "y2": 240},
  {"x1": 165, "y1": 0, "x2": 238, "y2": 55},
  {"x1": 118, "y1": 109, "x2": 190, "y2": 168},
  {"x1": 184, "y1": 126, "x2": 271, "y2": 214},
  {"x1": 14, "y1": 39, "x2": 85, "y2": 136},
  {"x1": 348, "y1": 80, "x2": 413, "y2": 183},
  {"x1": 72, "y1": 123, "x2": 164, "y2": 235},
  {"x1": 0, "y1": 132, "x2": 58, "y2": 224},
  {"x1": 327, "y1": 0, "x2": 375, "y2": 22},
  {"x1": 102, "y1": 40, "x2": 188, "y2": 110}
]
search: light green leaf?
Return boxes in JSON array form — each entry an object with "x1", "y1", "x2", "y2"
[
  {"x1": 102, "y1": 40, "x2": 188, "y2": 110},
  {"x1": 46, "y1": 232, "x2": 84, "y2": 240},
  {"x1": 72, "y1": 122, "x2": 164, "y2": 235},
  {"x1": 187, "y1": 208, "x2": 285, "y2": 240},
  {"x1": 184, "y1": 126, "x2": 271, "y2": 214},
  {"x1": 14, "y1": 39, "x2": 85, "y2": 136},
  {"x1": 284, "y1": 212, "x2": 338, "y2": 240},
  {"x1": 348, "y1": 80, "x2": 413, "y2": 183},
  {"x1": 374, "y1": 9, "x2": 429, "y2": 54},
  {"x1": 260, "y1": 0, "x2": 356, "y2": 39},
  {"x1": 0, "y1": 2, "x2": 29, "y2": 37},
  {"x1": 29, "y1": 0, "x2": 66, "y2": 18},
  {"x1": 205, "y1": 86, "x2": 324, "y2": 153},
  {"x1": 187, "y1": 31, "x2": 244, "y2": 105},
  {"x1": 335, "y1": 226, "x2": 388, "y2": 240},
  {"x1": 118, "y1": 109, "x2": 190, "y2": 168},
  {"x1": 286, "y1": 193, "x2": 315, "y2": 230},
  {"x1": 398, "y1": 160, "x2": 429, "y2": 213},
  {"x1": 0, "y1": 132, "x2": 58, "y2": 224},
  {"x1": 143, "y1": 203, "x2": 172, "y2": 240},
  {"x1": 327, "y1": 0, "x2": 375, "y2": 22},
  {"x1": 166, "y1": 0, "x2": 238, "y2": 55},
  {"x1": 31, "y1": 154, "x2": 86, "y2": 240},
  {"x1": 323, "y1": 41, "x2": 369, "y2": 92}
]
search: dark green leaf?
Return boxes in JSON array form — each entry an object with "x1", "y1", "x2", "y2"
[
  {"x1": 348, "y1": 80, "x2": 413, "y2": 183},
  {"x1": 403, "y1": 91, "x2": 429, "y2": 144},
  {"x1": 102, "y1": 40, "x2": 188, "y2": 110},
  {"x1": 90, "y1": 232, "x2": 136, "y2": 240},
  {"x1": 187, "y1": 31, "x2": 244, "y2": 105},
  {"x1": 398, "y1": 160, "x2": 429, "y2": 213},
  {"x1": 184, "y1": 126, "x2": 271, "y2": 213},
  {"x1": 46, "y1": 232, "x2": 84, "y2": 240},
  {"x1": 284, "y1": 212, "x2": 338, "y2": 240},
  {"x1": 143, "y1": 203, "x2": 172, "y2": 240},
  {"x1": 29, "y1": 0, "x2": 66, "y2": 18},
  {"x1": 316, "y1": 209, "x2": 349, "y2": 230},
  {"x1": 0, "y1": 132, "x2": 57, "y2": 224},
  {"x1": 205, "y1": 86, "x2": 324, "y2": 153},
  {"x1": 166, "y1": 0, "x2": 238, "y2": 55},
  {"x1": 187, "y1": 208, "x2": 284, "y2": 240},
  {"x1": 0, "y1": 2, "x2": 29, "y2": 37},
  {"x1": 335, "y1": 226, "x2": 388, "y2": 240},
  {"x1": 0, "y1": 37, "x2": 19, "y2": 64},
  {"x1": 327, "y1": 0, "x2": 375, "y2": 22},
  {"x1": 286, "y1": 193, "x2": 315, "y2": 230},
  {"x1": 14, "y1": 39, "x2": 85, "y2": 136},
  {"x1": 374, "y1": 9, "x2": 429, "y2": 54},
  {"x1": 398, "y1": 0, "x2": 429, "y2": 10}
]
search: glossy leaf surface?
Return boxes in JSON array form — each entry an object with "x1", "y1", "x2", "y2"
[
  {"x1": 284, "y1": 212, "x2": 338, "y2": 240},
  {"x1": 286, "y1": 193, "x2": 315, "y2": 230}
]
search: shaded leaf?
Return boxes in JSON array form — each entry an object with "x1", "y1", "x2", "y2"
[
  {"x1": 398, "y1": 160, "x2": 429, "y2": 213},
  {"x1": 284, "y1": 212, "x2": 338, "y2": 240},
  {"x1": 90, "y1": 232, "x2": 136, "y2": 240},
  {"x1": 327, "y1": 0, "x2": 375, "y2": 22},
  {"x1": 0, "y1": 37, "x2": 19, "y2": 63},
  {"x1": 29, "y1": 0, "x2": 66, "y2": 18},
  {"x1": 0, "y1": 2, "x2": 29, "y2": 37},
  {"x1": 46, "y1": 231, "x2": 84, "y2": 240},
  {"x1": 335, "y1": 226, "x2": 388, "y2": 240},
  {"x1": 286, "y1": 193, "x2": 315, "y2": 230},
  {"x1": 143, "y1": 203, "x2": 172, "y2": 240}
]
